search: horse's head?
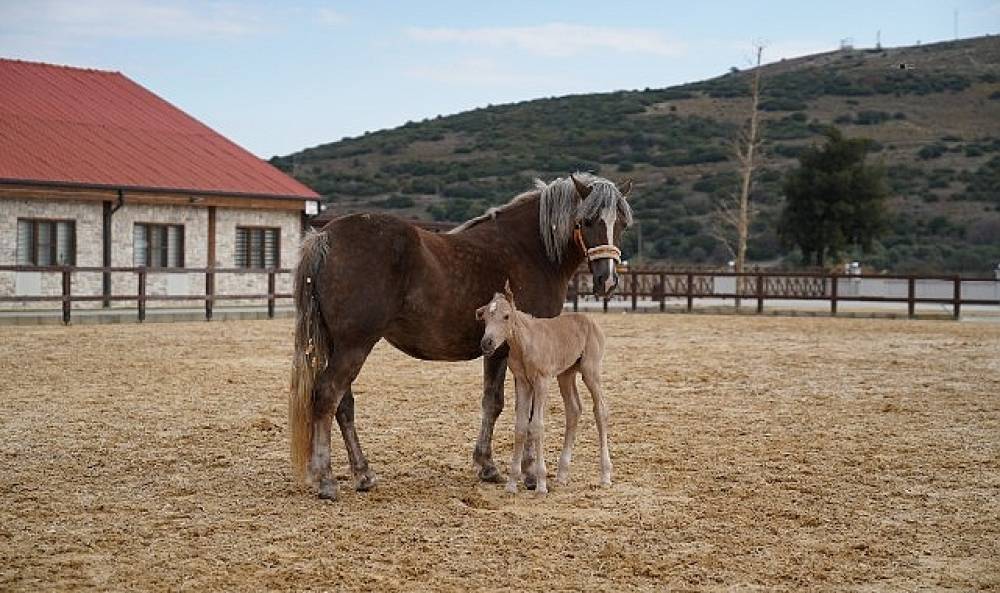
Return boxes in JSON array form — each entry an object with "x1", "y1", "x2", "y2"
[
  {"x1": 571, "y1": 175, "x2": 633, "y2": 297},
  {"x1": 475, "y1": 281, "x2": 518, "y2": 356}
]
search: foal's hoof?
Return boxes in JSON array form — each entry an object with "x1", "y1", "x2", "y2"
[
  {"x1": 478, "y1": 465, "x2": 503, "y2": 483},
  {"x1": 524, "y1": 474, "x2": 537, "y2": 491},
  {"x1": 318, "y1": 478, "x2": 338, "y2": 500},
  {"x1": 355, "y1": 471, "x2": 378, "y2": 492}
]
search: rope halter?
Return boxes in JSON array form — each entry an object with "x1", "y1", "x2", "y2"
[{"x1": 574, "y1": 226, "x2": 622, "y2": 263}]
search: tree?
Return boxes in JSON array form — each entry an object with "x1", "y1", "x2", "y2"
[
  {"x1": 778, "y1": 128, "x2": 888, "y2": 266},
  {"x1": 712, "y1": 44, "x2": 764, "y2": 273}
]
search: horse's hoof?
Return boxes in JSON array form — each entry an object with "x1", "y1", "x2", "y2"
[
  {"x1": 505, "y1": 482, "x2": 518, "y2": 494},
  {"x1": 318, "y1": 479, "x2": 338, "y2": 500},
  {"x1": 478, "y1": 465, "x2": 503, "y2": 483},
  {"x1": 536, "y1": 485, "x2": 548, "y2": 496},
  {"x1": 524, "y1": 474, "x2": 537, "y2": 490},
  {"x1": 355, "y1": 471, "x2": 378, "y2": 492}
]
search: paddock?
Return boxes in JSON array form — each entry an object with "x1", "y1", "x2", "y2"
[{"x1": 1, "y1": 315, "x2": 997, "y2": 591}]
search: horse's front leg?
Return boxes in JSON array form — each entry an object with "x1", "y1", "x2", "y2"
[
  {"x1": 506, "y1": 376, "x2": 531, "y2": 494},
  {"x1": 473, "y1": 351, "x2": 507, "y2": 482}
]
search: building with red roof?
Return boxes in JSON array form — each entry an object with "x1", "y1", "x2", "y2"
[{"x1": 0, "y1": 58, "x2": 319, "y2": 308}]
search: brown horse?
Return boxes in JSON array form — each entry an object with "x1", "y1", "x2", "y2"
[{"x1": 289, "y1": 173, "x2": 632, "y2": 499}]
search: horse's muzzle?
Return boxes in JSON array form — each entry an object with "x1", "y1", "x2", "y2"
[
  {"x1": 593, "y1": 270, "x2": 619, "y2": 297},
  {"x1": 480, "y1": 338, "x2": 496, "y2": 356}
]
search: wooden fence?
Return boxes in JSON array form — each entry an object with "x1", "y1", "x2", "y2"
[
  {"x1": 568, "y1": 269, "x2": 1000, "y2": 319},
  {"x1": 0, "y1": 264, "x2": 291, "y2": 324},
  {"x1": 3, "y1": 265, "x2": 998, "y2": 325}
]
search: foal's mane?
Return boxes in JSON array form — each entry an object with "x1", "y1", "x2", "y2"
[{"x1": 449, "y1": 173, "x2": 633, "y2": 263}]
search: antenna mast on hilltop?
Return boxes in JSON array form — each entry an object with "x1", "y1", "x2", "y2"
[
  {"x1": 954, "y1": 9, "x2": 959, "y2": 40},
  {"x1": 876, "y1": 30, "x2": 882, "y2": 50}
]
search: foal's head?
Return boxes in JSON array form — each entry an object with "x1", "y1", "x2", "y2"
[{"x1": 475, "y1": 282, "x2": 518, "y2": 356}]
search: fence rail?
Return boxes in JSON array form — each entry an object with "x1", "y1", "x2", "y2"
[
  {"x1": 0, "y1": 264, "x2": 291, "y2": 324},
  {"x1": 3, "y1": 265, "x2": 998, "y2": 325},
  {"x1": 569, "y1": 269, "x2": 1000, "y2": 319}
]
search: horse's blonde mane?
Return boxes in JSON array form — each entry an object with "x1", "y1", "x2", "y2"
[{"x1": 449, "y1": 173, "x2": 633, "y2": 263}]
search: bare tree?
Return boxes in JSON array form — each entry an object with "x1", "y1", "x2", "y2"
[{"x1": 711, "y1": 44, "x2": 764, "y2": 275}]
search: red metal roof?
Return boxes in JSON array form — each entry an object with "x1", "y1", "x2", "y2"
[{"x1": 0, "y1": 58, "x2": 318, "y2": 200}]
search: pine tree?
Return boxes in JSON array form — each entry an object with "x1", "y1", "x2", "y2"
[{"x1": 779, "y1": 128, "x2": 888, "y2": 266}]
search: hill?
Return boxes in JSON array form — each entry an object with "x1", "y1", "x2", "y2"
[{"x1": 271, "y1": 36, "x2": 1000, "y2": 274}]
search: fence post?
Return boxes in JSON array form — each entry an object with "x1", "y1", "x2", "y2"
[
  {"x1": 572, "y1": 273, "x2": 579, "y2": 313},
  {"x1": 953, "y1": 276, "x2": 961, "y2": 320},
  {"x1": 830, "y1": 274, "x2": 838, "y2": 316},
  {"x1": 205, "y1": 271, "x2": 214, "y2": 321},
  {"x1": 907, "y1": 277, "x2": 916, "y2": 319},
  {"x1": 756, "y1": 273, "x2": 764, "y2": 314},
  {"x1": 659, "y1": 273, "x2": 666, "y2": 312},
  {"x1": 62, "y1": 267, "x2": 71, "y2": 325},
  {"x1": 267, "y1": 271, "x2": 276, "y2": 319},
  {"x1": 686, "y1": 272, "x2": 694, "y2": 313},
  {"x1": 631, "y1": 270, "x2": 638, "y2": 312},
  {"x1": 137, "y1": 270, "x2": 146, "y2": 323},
  {"x1": 603, "y1": 296, "x2": 609, "y2": 313}
]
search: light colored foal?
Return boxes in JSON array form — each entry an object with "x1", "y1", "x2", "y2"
[{"x1": 476, "y1": 283, "x2": 611, "y2": 494}]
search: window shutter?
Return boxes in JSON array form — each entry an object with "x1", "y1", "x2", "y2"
[
  {"x1": 167, "y1": 225, "x2": 183, "y2": 267},
  {"x1": 264, "y1": 229, "x2": 278, "y2": 268},
  {"x1": 56, "y1": 221, "x2": 75, "y2": 265},
  {"x1": 16, "y1": 220, "x2": 33, "y2": 265},
  {"x1": 249, "y1": 229, "x2": 263, "y2": 268},
  {"x1": 36, "y1": 222, "x2": 53, "y2": 266},
  {"x1": 134, "y1": 224, "x2": 148, "y2": 266},
  {"x1": 235, "y1": 228, "x2": 248, "y2": 267}
]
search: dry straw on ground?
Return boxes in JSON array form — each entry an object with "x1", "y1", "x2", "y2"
[{"x1": 1, "y1": 315, "x2": 998, "y2": 591}]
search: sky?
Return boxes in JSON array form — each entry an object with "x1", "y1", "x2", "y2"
[{"x1": 1, "y1": 1, "x2": 998, "y2": 159}]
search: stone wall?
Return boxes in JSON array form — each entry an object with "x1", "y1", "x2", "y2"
[
  {"x1": 1, "y1": 197, "x2": 302, "y2": 311},
  {"x1": 0, "y1": 199, "x2": 103, "y2": 309}
]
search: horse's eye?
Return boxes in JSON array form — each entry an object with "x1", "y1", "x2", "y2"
[{"x1": 503, "y1": 314, "x2": 509, "y2": 320}]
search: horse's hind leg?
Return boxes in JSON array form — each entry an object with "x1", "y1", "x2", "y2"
[
  {"x1": 556, "y1": 370, "x2": 582, "y2": 486},
  {"x1": 335, "y1": 387, "x2": 377, "y2": 491},
  {"x1": 581, "y1": 366, "x2": 612, "y2": 486},
  {"x1": 310, "y1": 342, "x2": 375, "y2": 499},
  {"x1": 527, "y1": 380, "x2": 549, "y2": 495}
]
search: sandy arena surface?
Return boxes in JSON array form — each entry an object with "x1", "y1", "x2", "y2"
[{"x1": 1, "y1": 314, "x2": 998, "y2": 591}]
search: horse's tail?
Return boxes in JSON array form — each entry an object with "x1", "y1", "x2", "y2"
[{"x1": 289, "y1": 228, "x2": 331, "y2": 483}]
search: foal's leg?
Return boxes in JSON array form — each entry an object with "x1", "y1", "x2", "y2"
[
  {"x1": 556, "y1": 370, "x2": 582, "y2": 485},
  {"x1": 310, "y1": 343, "x2": 375, "y2": 500},
  {"x1": 527, "y1": 380, "x2": 549, "y2": 495},
  {"x1": 506, "y1": 376, "x2": 531, "y2": 494},
  {"x1": 581, "y1": 366, "x2": 612, "y2": 486},
  {"x1": 335, "y1": 387, "x2": 377, "y2": 492},
  {"x1": 474, "y1": 352, "x2": 507, "y2": 483}
]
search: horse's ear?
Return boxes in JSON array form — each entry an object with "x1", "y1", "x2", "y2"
[
  {"x1": 475, "y1": 305, "x2": 486, "y2": 321},
  {"x1": 620, "y1": 179, "x2": 633, "y2": 199},
  {"x1": 503, "y1": 280, "x2": 515, "y2": 306},
  {"x1": 571, "y1": 174, "x2": 592, "y2": 200}
]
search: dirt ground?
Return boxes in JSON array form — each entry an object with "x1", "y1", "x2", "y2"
[{"x1": 1, "y1": 314, "x2": 998, "y2": 592}]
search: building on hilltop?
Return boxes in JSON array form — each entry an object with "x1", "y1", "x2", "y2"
[{"x1": 0, "y1": 58, "x2": 319, "y2": 308}]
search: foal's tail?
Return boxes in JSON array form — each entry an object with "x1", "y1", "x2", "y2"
[{"x1": 289, "y1": 228, "x2": 331, "y2": 482}]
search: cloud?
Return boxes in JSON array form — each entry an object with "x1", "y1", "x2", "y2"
[
  {"x1": 406, "y1": 22, "x2": 685, "y2": 58},
  {"x1": 0, "y1": 0, "x2": 266, "y2": 41},
  {"x1": 405, "y1": 57, "x2": 543, "y2": 87},
  {"x1": 316, "y1": 7, "x2": 348, "y2": 27}
]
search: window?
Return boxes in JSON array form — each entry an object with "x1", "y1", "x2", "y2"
[
  {"x1": 134, "y1": 223, "x2": 184, "y2": 268},
  {"x1": 235, "y1": 227, "x2": 280, "y2": 268},
  {"x1": 17, "y1": 219, "x2": 75, "y2": 266}
]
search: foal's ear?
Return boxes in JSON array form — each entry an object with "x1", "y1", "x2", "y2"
[
  {"x1": 503, "y1": 280, "x2": 515, "y2": 306},
  {"x1": 475, "y1": 305, "x2": 487, "y2": 321},
  {"x1": 619, "y1": 178, "x2": 633, "y2": 199},
  {"x1": 570, "y1": 174, "x2": 592, "y2": 200}
]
